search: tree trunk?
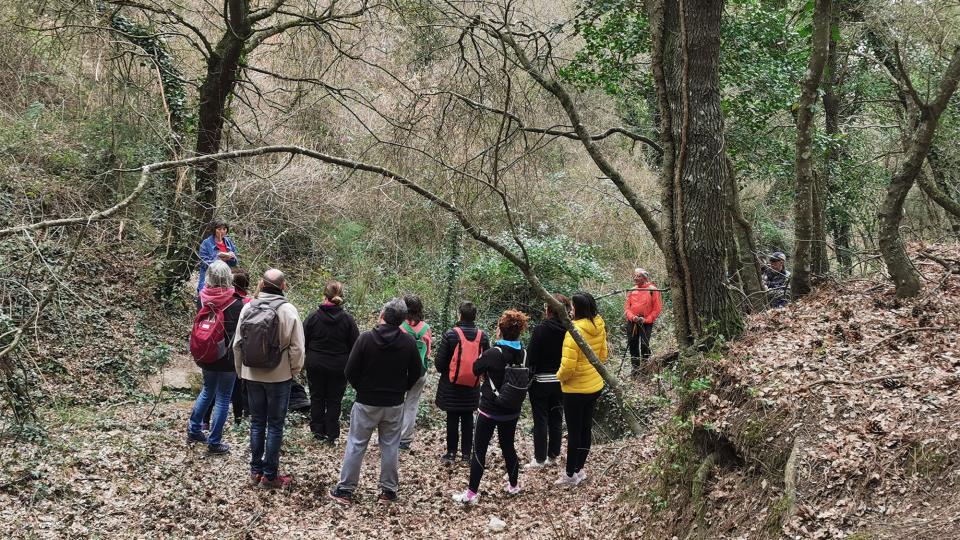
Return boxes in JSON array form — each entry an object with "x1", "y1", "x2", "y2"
[
  {"x1": 822, "y1": 24, "x2": 853, "y2": 274},
  {"x1": 878, "y1": 48, "x2": 960, "y2": 297},
  {"x1": 791, "y1": 0, "x2": 832, "y2": 298},
  {"x1": 649, "y1": 0, "x2": 742, "y2": 345},
  {"x1": 811, "y1": 169, "x2": 830, "y2": 275},
  {"x1": 725, "y1": 159, "x2": 765, "y2": 312},
  {"x1": 194, "y1": 0, "x2": 253, "y2": 232},
  {"x1": 922, "y1": 148, "x2": 960, "y2": 232}
]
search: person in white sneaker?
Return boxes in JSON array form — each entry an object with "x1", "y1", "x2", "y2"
[
  {"x1": 524, "y1": 294, "x2": 571, "y2": 470},
  {"x1": 453, "y1": 310, "x2": 530, "y2": 504},
  {"x1": 555, "y1": 292, "x2": 607, "y2": 487}
]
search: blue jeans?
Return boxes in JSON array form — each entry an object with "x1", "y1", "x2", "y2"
[
  {"x1": 247, "y1": 380, "x2": 292, "y2": 480},
  {"x1": 188, "y1": 370, "x2": 237, "y2": 446}
]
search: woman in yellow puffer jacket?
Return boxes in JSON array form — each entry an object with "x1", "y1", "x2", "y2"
[{"x1": 555, "y1": 292, "x2": 607, "y2": 487}]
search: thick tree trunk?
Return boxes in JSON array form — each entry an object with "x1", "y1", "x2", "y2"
[
  {"x1": 811, "y1": 170, "x2": 830, "y2": 275},
  {"x1": 790, "y1": 0, "x2": 832, "y2": 298},
  {"x1": 649, "y1": 0, "x2": 742, "y2": 345},
  {"x1": 194, "y1": 0, "x2": 253, "y2": 232}
]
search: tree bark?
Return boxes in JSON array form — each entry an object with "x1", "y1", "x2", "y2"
[
  {"x1": 790, "y1": 0, "x2": 832, "y2": 298},
  {"x1": 822, "y1": 22, "x2": 853, "y2": 274},
  {"x1": 921, "y1": 148, "x2": 960, "y2": 231},
  {"x1": 649, "y1": 0, "x2": 742, "y2": 345},
  {"x1": 725, "y1": 159, "x2": 765, "y2": 312},
  {"x1": 193, "y1": 0, "x2": 254, "y2": 231},
  {"x1": 878, "y1": 47, "x2": 960, "y2": 297}
]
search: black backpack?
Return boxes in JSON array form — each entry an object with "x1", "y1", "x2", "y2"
[
  {"x1": 239, "y1": 298, "x2": 288, "y2": 368},
  {"x1": 488, "y1": 347, "x2": 531, "y2": 411}
]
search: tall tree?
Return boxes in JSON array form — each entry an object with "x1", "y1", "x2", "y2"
[
  {"x1": 790, "y1": 0, "x2": 833, "y2": 298},
  {"x1": 648, "y1": 0, "x2": 742, "y2": 344}
]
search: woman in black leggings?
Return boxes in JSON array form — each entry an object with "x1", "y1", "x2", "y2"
[
  {"x1": 555, "y1": 292, "x2": 608, "y2": 486},
  {"x1": 452, "y1": 310, "x2": 529, "y2": 505}
]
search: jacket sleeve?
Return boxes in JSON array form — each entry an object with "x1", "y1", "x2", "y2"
[
  {"x1": 433, "y1": 331, "x2": 453, "y2": 377},
  {"x1": 645, "y1": 288, "x2": 663, "y2": 324},
  {"x1": 199, "y1": 237, "x2": 218, "y2": 266},
  {"x1": 599, "y1": 326, "x2": 609, "y2": 364},
  {"x1": 472, "y1": 347, "x2": 497, "y2": 377},
  {"x1": 287, "y1": 309, "x2": 305, "y2": 379},
  {"x1": 346, "y1": 314, "x2": 360, "y2": 350},
  {"x1": 556, "y1": 332, "x2": 577, "y2": 384},
  {"x1": 302, "y1": 311, "x2": 317, "y2": 346},
  {"x1": 344, "y1": 335, "x2": 364, "y2": 387},
  {"x1": 406, "y1": 343, "x2": 422, "y2": 390},
  {"x1": 525, "y1": 325, "x2": 542, "y2": 371},
  {"x1": 233, "y1": 303, "x2": 250, "y2": 374},
  {"x1": 624, "y1": 292, "x2": 637, "y2": 321}
]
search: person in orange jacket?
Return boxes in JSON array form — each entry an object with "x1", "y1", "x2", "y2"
[{"x1": 624, "y1": 268, "x2": 662, "y2": 375}]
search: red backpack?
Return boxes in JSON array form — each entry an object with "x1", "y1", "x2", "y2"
[
  {"x1": 449, "y1": 327, "x2": 483, "y2": 387},
  {"x1": 189, "y1": 303, "x2": 227, "y2": 364}
]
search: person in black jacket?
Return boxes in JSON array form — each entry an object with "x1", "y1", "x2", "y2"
[
  {"x1": 329, "y1": 298, "x2": 422, "y2": 505},
  {"x1": 303, "y1": 280, "x2": 360, "y2": 444},
  {"x1": 434, "y1": 301, "x2": 490, "y2": 465},
  {"x1": 187, "y1": 261, "x2": 244, "y2": 455},
  {"x1": 453, "y1": 309, "x2": 529, "y2": 505},
  {"x1": 525, "y1": 293, "x2": 571, "y2": 469}
]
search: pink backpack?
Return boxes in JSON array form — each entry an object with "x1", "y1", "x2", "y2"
[{"x1": 189, "y1": 304, "x2": 227, "y2": 363}]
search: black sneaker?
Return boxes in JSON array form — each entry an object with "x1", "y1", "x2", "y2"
[
  {"x1": 329, "y1": 487, "x2": 354, "y2": 505},
  {"x1": 399, "y1": 442, "x2": 411, "y2": 452},
  {"x1": 378, "y1": 489, "x2": 398, "y2": 503},
  {"x1": 187, "y1": 431, "x2": 208, "y2": 444},
  {"x1": 461, "y1": 453, "x2": 471, "y2": 463},
  {"x1": 207, "y1": 443, "x2": 231, "y2": 455},
  {"x1": 441, "y1": 452, "x2": 456, "y2": 466}
]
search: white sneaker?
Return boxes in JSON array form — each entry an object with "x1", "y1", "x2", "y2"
[
  {"x1": 554, "y1": 472, "x2": 577, "y2": 486},
  {"x1": 574, "y1": 470, "x2": 587, "y2": 485},
  {"x1": 523, "y1": 459, "x2": 546, "y2": 470},
  {"x1": 504, "y1": 482, "x2": 521, "y2": 496},
  {"x1": 452, "y1": 489, "x2": 480, "y2": 505}
]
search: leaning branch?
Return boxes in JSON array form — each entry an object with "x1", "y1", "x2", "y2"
[{"x1": 0, "y1": 145, "x2": 645, "y2": 435}]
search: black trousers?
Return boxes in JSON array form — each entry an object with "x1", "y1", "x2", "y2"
[
  {"x1": 305, "y1": 366, "x2": 348, "y2": 441},
  {"x1": 529, "y1": 381, "x2": 563, "y2": 462},
  {"x1": 563, "y1": 391, "x2": 601, "y2": 477},
  {"x1": 469, "y1": 413, "x2": 519, "y2": 492},
  {"x1": 204, "y1": 377, "x2": 247, "y2": 424},
  {"x1": 445, "y1": 411, "x2": 474, "y2": 456},
  {"x1": 628, "y1": 322, "x2": 654, "y2": 368}
]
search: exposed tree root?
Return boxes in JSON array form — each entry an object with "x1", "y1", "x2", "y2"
[{"x1": 685, "y1": 451, "x2": 718, "y2": 540}]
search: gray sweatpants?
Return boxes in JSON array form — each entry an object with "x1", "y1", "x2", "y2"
[
  {"x1": 400, "y1": 375, "x2": 427, "y2": 445},
  {"x1": 336, "y1": 402, "x2": 404, "y2": 493}
]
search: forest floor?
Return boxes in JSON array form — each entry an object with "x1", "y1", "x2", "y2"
[{"x1": 0, "y1": 395, "x2": 659, "y2": 539}]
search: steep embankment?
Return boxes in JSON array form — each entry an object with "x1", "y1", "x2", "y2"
[{"x1": 613, "y1": 244, "x2": 960, "y2": 539}]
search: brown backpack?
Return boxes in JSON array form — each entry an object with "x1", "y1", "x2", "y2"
[{"x1": 239, "y1": 298, "x2": 288, "y2": 368}]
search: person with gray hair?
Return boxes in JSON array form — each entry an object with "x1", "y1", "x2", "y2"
[
  {"x1": 329, "y1": 298, "x2": 423, "y2": 505},
  {"x1": 187, "y1": 260, "x2": 244, "y2": 454}
]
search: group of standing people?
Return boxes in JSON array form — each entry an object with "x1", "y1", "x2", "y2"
[{"x1": 185, "y1": 220, "x2": 671, "y2": 502}]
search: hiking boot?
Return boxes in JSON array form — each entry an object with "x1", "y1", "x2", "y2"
[
  {"x1": 554, "y1": 472, "x2": 578, "y2": 487},
  {"x1": 523, "y1": 458, "x2": 546, "y2": 470},
  {"x1": 378, "y1": 489, "x2": 398, "y2": 504},
  {"x1": 207, "y1": 443, "x2": 231, "y2": 455},
  {"x1": 329, "y1": 487, "x2": 354, "y2": 505},
  {"x1": 260, "y1": 475, "x2": 293, "y2": 491},
  {"x1": 399, "y1": 441, "x2": 411, "y2": 452},
  {"x1": 186, "y1": 431, "x2": 208, "y2": 444},
  {"x1": 441, "y1": 452, "x2": 456, "y2": 466},
  {"x1": 504, "y1": 482, "x2": 521, "y2": 496},
  {"x1": 249, "y1": 472, "x2": 263, "y2": 486},
  {"x1": 452, "y1": 489, "x2": 480, "y2": 505}
]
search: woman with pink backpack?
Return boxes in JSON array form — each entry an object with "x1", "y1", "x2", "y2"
[{"x1": 433, "y1": 302, "x2": 490, "y2": 465}]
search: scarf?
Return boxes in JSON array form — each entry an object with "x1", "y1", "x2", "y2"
[
  {"x1": 200, "y1": 286, "x2": 236, "y2": 311},
  {"x1": 495, "y1": 339, "x2": 522, "y2": 350}
]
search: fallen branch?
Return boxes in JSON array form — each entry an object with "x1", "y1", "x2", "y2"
[
  {"x1": 800, "y1": 371, "x2": 910, "y2": 392},
  {"x1": 854, "y1": 326, "x2": 948, "y2": 359},
  {"x1": 918, "y1": 251, "x2": 960, "y2": 273}
]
